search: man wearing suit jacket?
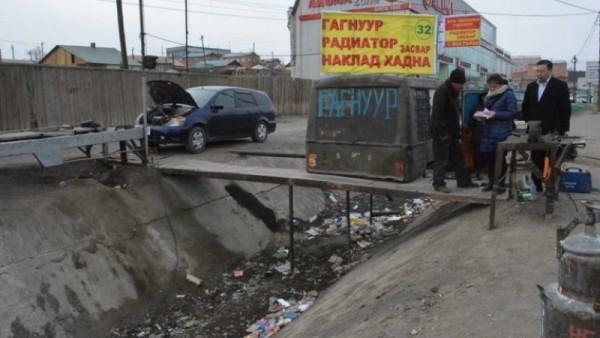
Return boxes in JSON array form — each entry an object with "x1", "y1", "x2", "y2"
[{"x1": 522, "y1": 59, "x2": 571, "y2": 191}]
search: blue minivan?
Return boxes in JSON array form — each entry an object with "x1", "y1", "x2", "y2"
[{"x1": 136, "y1": 81, "x2": 277, "y2": 153}]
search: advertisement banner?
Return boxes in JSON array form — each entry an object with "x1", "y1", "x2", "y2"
[
  {"x1": 444, "y1": 14, "x2": 481, "y2": 47},
  {"x1": 321, "y1": 12, "x2": 437, "y2": 75}
]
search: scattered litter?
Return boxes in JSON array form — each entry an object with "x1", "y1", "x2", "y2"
[
  {"x1": 309, "y1": 215, "x2": 318, "y2": 223},
  {"x1": 245, "y1": 295, "x2": 315, "y2": 338},
  {"x1": 386, "y1": 215, "x2": 402, "y2": 222},
  {"x1": 273, "y1": 246, "x2": 289, "y2": 259},
  {"x1": 277, "y1": 298, "x2": 291, "y2": 307},
  {"x1": 305, "y1": 227, "x2": 321, "y2": 237},
  {"x1": 328, "y1": 254, "x2": 344, "y2": 265},
  {"x1": 356, "y1": 240, "x2": 372, "y2": 249},
  {"x1": 282, "y1": 311, "x2": 298, "y2": 320},
  {"x1": 185, "y1": 273, "x2": 202, "y2": 286},
  {"x1": 329, "y1": 194, "x2": 338, "y2": 203},
  {"x1": 175, "y1": 294, "x2": 185, "y2": 298},
  {"x1": 274, "y1": 261, "x2": 290, "y2": 274},
  {"x1": 233, "y1": 268, "x2": 244, "y2": 278}
]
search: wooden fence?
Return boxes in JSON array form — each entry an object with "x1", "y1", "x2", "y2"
[{"x1": 0, "y1": 64, "x2": 313, "y2": 131}]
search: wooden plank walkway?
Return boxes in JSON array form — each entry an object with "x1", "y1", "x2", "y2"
[{"x1": 159, "y1": 159, "x2": 507, "y2": 204}]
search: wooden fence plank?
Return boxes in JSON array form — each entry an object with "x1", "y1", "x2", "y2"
[{"x1": 0, "y1": 64, "x2": 312, "y2": 131}]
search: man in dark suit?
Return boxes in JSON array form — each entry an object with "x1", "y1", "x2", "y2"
[{"x1": 522, "y1": 59, "x2": 571, "y2": 192}]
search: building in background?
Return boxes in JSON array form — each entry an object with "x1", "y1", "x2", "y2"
[{"x1": 288, "y1": 0, "x2": 513, "y2": 88}]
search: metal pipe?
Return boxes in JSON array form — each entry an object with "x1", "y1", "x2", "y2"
[
  {"x1": 288, "y1": 184, "x2": 295, "y2": 275},
  {"x1": 346, "y1": 190, "x2": 352, "y2": 257}
]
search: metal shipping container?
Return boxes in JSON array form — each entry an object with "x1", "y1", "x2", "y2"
[{"x1": 306, "y1": 75, "x2": 440, "y2": 182}]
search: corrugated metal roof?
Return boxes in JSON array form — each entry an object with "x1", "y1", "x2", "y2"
[
  {"x1": 193, "y1": 59, "x2": 241, "y2": 69},
  {"x1": 59, "y1": 45, "x2": 141, "y2": 66}
]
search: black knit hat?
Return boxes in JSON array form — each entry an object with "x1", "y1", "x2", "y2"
[{"x1": 449, "y1": 68, "x2": 466, "y2": 84}]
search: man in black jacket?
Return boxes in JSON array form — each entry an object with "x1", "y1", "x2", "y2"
[
  {"x1": 522, "y1": 59, "x2": 571, "y2": 191},
  {"x1": 430, "y1": 68, "x2": 478, "y2": 193}
]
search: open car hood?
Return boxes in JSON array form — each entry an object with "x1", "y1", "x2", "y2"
[{"x1": 146, "y1": 80, "x2": 198, "y2": 108}]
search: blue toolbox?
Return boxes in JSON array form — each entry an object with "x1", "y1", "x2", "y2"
[{"x1": 559, "y1": 167, "x2": 592, "y2": 193}]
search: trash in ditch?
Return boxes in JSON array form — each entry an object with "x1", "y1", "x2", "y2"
[
  {"x1": 273, "y1": 246, "x2": 288, "y2": 259},
  {"x1": 305, "y1": 227, "x2": 321, "y2": 238},
  {"x1": 356, "y1": 240, "x2": 372, "y2": 249},
  {"x1": 328, "y1": 254, "x2": 343, "y2": 265},
  {"x1": 274, "y1": 261, "x2": 290, "y2": 274},
  {"x1": 185, "y1": 273, "x2": 202, "y2": 286},
  {"x1": 244, "y1": 295, "x2": 315, "y2": 338}
]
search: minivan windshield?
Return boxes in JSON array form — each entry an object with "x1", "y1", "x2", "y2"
[{"x1": 187, "y1": 88, "x2": 218, "y2": 108}]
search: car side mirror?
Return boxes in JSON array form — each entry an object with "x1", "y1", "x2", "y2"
[{"x1": 210, "y1": 104, "x2": 224, "y2": 113}]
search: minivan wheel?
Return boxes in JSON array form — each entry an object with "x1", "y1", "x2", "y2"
[
  {"x1": 185, "y1": 126, "x2": 207, "y2": 153},
  {"x1": 252, "y1": 121, "x2": 268, "y2": 142}
]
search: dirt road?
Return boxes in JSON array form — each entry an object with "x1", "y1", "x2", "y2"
[{"x1": 276, "y1": 108, "x2": 600, "y2": 338}]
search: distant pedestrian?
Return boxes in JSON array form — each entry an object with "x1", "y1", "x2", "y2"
[
  {"x1": 430, "y1": 68, "x2": 478, "y2": 193},
  {"x1": 477, "y1": 74, "x2": 517, "y2": 193},
  {"x1": 522, "y1": 59, "x2": 571, "y2": 192}
]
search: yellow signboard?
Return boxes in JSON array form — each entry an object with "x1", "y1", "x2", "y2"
[
  {"x1": 444, "y1": 15, "x2": 481, "y2": 47},
  {"x1": 321, "y1": 12, "x2": 437, "y2": 75}
]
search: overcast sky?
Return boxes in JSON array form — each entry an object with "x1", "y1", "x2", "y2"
[{"x1": 1, "y1": 0, "x2": 599, "y2": 68}]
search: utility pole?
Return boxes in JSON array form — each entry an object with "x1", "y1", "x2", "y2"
[
  {"x1": 597, "y1": 12, "x2": 600, "y2": 111},
  {"x1": 185, "y1": 0, "x2": 189, "y2": 72},
  {"x1": 116, "y1": 0, "x2": 129, "y2": 69},
  {"x1": 41, "y1": 42, "x2": 44, "y2": 58},
  {"x1": 11, "y1": 45, "x2": 14, "y2": 59},
  {"x1": 139, "y1": 0, "x2": 148, "y2": 164},
  {"x1": 572, "y1": 55, "x2": 578, "y2": 93},
  {"x1": 201, "y1": 35, "x2": 207, "y2": 71}
]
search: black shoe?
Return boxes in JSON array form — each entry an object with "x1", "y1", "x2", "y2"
[
  {"x1": 494, "y1": 186, "x2": 507, "y2": 194},
  {"x1": 458, "y1": 182, "x2": 478, "y2": 188},
  {"x1": 434, "y1": 185, "x2": 451, "y2": 194}
]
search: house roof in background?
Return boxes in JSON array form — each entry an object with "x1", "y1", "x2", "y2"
[
  {"x1": 41, "y1": 45, "x2": 141, "y2": 66},
  {"x1": 193, "y1": 59, "x2": 241, "y2": 69},
  {"x1": 222, "y1": 52, "x2": 259, "y2": 59}
]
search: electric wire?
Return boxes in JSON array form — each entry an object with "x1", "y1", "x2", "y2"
[
  {"x1": 152, "y1": 0, "x2": 286, "y2": 14},
  {"x1": 96, "y1": 0, "x2": 286, "y2": 20},
  {"x1": 552, "y1": 0, "x2": 598, "y2": 13},
  {"x1": 575, "y1": 19, "x2": 598, "y2": 59}
]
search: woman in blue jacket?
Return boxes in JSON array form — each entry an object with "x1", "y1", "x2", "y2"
[{"x1": 478, "y1": 73, "x2": 517, "y2": 192}]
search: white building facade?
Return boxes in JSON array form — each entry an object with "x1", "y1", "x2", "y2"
[{"x1": 288, "y1": 0, "x2": 513, "y2": 88}]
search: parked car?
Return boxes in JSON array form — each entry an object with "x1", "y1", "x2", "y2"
[{"x1": 136, "y1": 81, "x2": 277, "y2": 153}]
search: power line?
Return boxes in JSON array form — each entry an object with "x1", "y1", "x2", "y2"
[
  {"x1": 96, "y1": 0, "x2": 286, "y2": 20},
  {"x1": 153, "y1": 0, "x2": 285, "y2": 14},
  {"x1": 552, "y1": 0, "x2": 598, "y2": 13},
  {"x1": 576, "y1": 19, "x2": 598, "y2": 58}
]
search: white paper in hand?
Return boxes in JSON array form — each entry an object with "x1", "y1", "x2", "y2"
[{"x1": 474, "y1": 108, "x2": 492, "y2": 121}]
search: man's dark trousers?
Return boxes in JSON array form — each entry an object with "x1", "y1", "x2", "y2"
[{"x1": 432, "y1": 135, "x2": 472, "y2": 187}]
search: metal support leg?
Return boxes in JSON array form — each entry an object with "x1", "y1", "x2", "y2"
[
  {"x1": 489, "y1": 145, "x2": 505, "y2": 230},
  {"x1": 288, "y1": 184, "x2": 295, "y2": 275},
  {"x1": 509, "y1": 150, "x2": 517, "y2": 199},
  {"x1": 346, "y1": 190, "x2": 352, "y2": 258},
  {"x1": 119, "y1": 141, "x2": 127, "y2": 164},
  {"x1": 369, "y1": 193, "x2": 373, "y2": 226}
]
